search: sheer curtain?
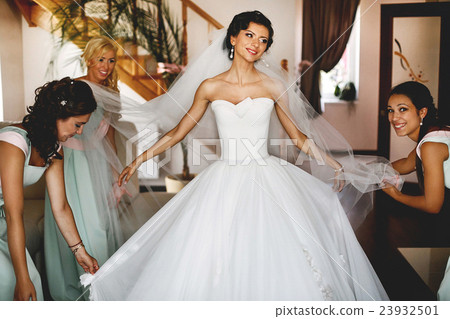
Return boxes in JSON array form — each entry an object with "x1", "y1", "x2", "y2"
[{"x1": 300, "y1": 0, "x2": 360, "y2": 113}]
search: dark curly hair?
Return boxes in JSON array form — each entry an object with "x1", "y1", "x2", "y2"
[
  {"x1": 389, "y1": 81, "x2": 449, "y2": 189},
  {"x1": 22, "y1": 77, "x2": 97, "y2": 164},
  {"x1": 225, "y1": 11, "x2": 274, "y2": 60}
]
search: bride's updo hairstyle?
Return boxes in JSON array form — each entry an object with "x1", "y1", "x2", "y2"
[
  {"x1": 23, "y1": 77, "x2": 97, "y2": 164},
  {"x1": 225, "y1": 11, "x2": 274, "y2": 59}
]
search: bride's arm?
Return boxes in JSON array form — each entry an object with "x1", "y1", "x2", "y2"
[
  {"x1": 275, "y1": 103, "x2": 342, "y2": 169},
  {"x1": 272, "y1": 83, "x2": 344, "y2": 191},
  {"x1": 118, "y1": 81, "x2": 211, "y2": 186}
]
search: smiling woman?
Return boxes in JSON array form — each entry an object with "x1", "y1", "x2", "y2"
[
  {"x1": 78, "y1": 11, "x2": 394, "y2": 301},
  {"x1": 79, "y1": 36, "x2": 119, "y2": 92},
  {"x1": 383, "y1": 81, "x2": 450, "y2": 243},
  {"x1": 43, "y1": 36, "x2": 132, "y2": 301}
]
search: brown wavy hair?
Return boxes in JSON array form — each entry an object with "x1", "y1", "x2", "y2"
[{"x1": 22, "y1": 77, "x2": 97, "y2": 164}]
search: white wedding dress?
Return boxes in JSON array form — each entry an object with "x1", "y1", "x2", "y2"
[{"x1": 81, "y1": 97, "x2": 389, "y2": 301}]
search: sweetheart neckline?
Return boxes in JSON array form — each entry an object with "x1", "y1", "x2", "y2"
[{"x1": 211, "y1": 97, "x2": 274, "y2": 106}]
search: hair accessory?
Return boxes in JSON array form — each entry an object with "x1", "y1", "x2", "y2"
[
  {"x1": 70, "y1": 80, "x2": 74, "y2": 85},
  {"x1": 60, "y1": 100, "x2": 67, "y2": 106},
  {"x1": 230, "y1": 45, "x2": 234, "y2": 59}
]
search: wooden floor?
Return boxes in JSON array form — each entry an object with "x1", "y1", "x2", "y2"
[{"x1": 356, "y1": 183, "x2": 448, "y2": 301}]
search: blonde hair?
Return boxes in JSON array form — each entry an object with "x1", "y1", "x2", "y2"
[{"x1": 82, "y1": 36, "x2": 119, "y2": 92}]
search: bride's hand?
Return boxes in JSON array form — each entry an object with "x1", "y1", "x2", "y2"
[
  {"x1": 109, "y1": 181, "x2": 132, "y2": 207},
  {"x1": 118, "y1": 158, "x2": 142, "y2": 186},
  {"x1": 333, "y1": 167, "x2": 345, "y2": 192}
]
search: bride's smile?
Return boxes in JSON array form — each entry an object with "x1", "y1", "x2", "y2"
[{"x1": 231, "y1": 22, "x2": 269, "y2": 62}]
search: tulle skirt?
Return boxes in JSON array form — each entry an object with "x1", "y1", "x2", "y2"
[{"x1": 82, "y1": 156, "x2": 388, "y2": 300}]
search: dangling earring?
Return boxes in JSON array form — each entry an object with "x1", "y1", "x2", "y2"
[
  {"x1": 420, "y1": 117, "x2": 423, "y2": 126},
  {"x1": 260, "y1": 58, "x2": 270, "y2": 68},
  {"x1": 230, "y1": 46, "x2": 234, "y2": 59}
]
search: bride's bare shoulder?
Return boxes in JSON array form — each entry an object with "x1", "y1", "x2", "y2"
[
  {"x1": 196, "y1": 76, "x2": 226, "y2": 101},
  {"x1": 198, "y1": 73, "x2": 228, "y2": 91}
]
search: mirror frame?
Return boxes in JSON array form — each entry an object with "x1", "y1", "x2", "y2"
[{"x1": 377, "y1": 2, "x2": 450, "y2": 158}]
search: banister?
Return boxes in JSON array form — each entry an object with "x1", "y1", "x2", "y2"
[{"x1": 181, "y1": 0, "x2": 223, "y2": 64}]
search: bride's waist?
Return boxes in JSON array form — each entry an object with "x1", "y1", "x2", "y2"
[{"x1": 219, "y1": 150, "x2": 271, "y2": 164}]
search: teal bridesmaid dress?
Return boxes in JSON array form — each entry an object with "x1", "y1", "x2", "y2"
[
  {"x1": 44, "y1": 107, "x2": 123, "y2": 300},
  {"x1": 0, "y1": 126, "x2": 45, "y2": 301}
]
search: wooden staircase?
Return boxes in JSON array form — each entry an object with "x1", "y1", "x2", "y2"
[{"x1": 13, "y1": 0, "x2": 222, "y2": 100}]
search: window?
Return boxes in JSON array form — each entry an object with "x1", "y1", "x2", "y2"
[{"x1": 320, "y1": 7, "x2": 360, "y2": 104}]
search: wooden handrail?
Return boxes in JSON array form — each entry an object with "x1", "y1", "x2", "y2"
[
  {"x1": 181, "y1": 0, "x2": 223, "y2": 64},
  {"x1": 181, "y1": 0, "x2": 223, "y2": 29},
  {"x1": 14, "y1": 0, "x2": 36, "y2": 27}
]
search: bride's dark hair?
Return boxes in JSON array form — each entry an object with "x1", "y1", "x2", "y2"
[
  {"x1": 22, "y1": 77, "x2": 97, "y2": 164},
  {"x1": 225, "y1": 11, "x2": 274, "y2": 59},
  {"x1": 389, "y1": 81, "x2": 449, "y2": 189}
]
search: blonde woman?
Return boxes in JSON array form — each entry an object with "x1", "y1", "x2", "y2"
[{"x1": 44, "y1": 36, "x2": 128, "y2": 300}]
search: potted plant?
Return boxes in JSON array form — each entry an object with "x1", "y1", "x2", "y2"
[{"x1": 51, "y1": 0, "x2": 194, "y2": 192}]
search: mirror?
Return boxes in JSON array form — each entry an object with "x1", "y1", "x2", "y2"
[
  {"x1": 377, "y1": 2, "x2": 450, "y2": 183},
  {"x1": 390, "y1": 16, "x2": 441, "y2": 182}
]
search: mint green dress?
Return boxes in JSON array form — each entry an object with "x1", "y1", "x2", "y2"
[
  {"x1": 44, "y1": 108, "x2": 123, "y2": 301},
  {"x1": 0, "y1": 126, "x2": 45, "y2": 300}
]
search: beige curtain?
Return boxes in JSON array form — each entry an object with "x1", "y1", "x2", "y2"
[{"x1": 300, "y1": 0, "x2": 360, "y2": 113}]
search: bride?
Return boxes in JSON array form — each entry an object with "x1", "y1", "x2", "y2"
[{"x1": 80, "y1": 11, "x2": 393, "y2": 300}]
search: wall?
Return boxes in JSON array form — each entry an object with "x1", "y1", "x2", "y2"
[
  {"x1": 21, "y1": 18, "x2": 54, "y2": 109},
  {"x1": 321, "y1": 0, "x2": 426, "y2": 151},
  {"x1": 0, "y1": 0, "x2": 25, "y2": 121},
  {"x1": 167, "y1": 0, "x2": 299, "y2": 77}
]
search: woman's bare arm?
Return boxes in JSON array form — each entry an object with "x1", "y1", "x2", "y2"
[
  {"x1": 45, "y1": 152, "x2": 99, "y2": 273},
  {"x1": 118, "y1": 81, "x2": 211, "y2": 186},
  {"x1": 0, "y1": 142, "x2": 36, "y2": 301},
  {"x1": 271, "y1": 80, "x2": 344, "y2": 191},
  {"x1": 383, "y1": 142, "x2": 448, "y2": 213},
  {"x1": 391, "y1": 149, "x2": 416, "y2": 175}
]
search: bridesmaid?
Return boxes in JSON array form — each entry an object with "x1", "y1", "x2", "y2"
[
  {"x1": 44, "y1": 36, "x2": 128, "y2": 300},
  {"x1": 0, "y1": 77, "x2": 98, "y2": 301},
  {"x1": 382, "y1": 81, "x2": 450, "y2": 243}
]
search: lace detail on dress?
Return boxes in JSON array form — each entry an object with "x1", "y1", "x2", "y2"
[{"x1": 302, "y1": 247, "x2": 334, "y2": 300}]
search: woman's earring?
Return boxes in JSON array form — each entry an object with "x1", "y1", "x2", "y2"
[
  {"x1": 420, "y1": 117, "x2": 423, "y2": 126},
  {"x1": 230, "y1": 46, "x2": 234, "y2": 59}
]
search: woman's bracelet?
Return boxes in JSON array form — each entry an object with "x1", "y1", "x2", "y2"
[
  {"x1": 334, "y1": 166, "x2": 344, "y2": 173},
  {"x1": 69, "y1": 240, "x2": 82, "y2": 248},
  {"x1": 71, "y1": 242, "x2": 85, "y2": 255}
]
